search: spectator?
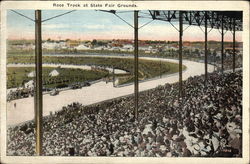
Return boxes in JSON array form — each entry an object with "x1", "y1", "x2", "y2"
[{"x1": 7, "y1": 70, "x2": 242, "y2": 157}]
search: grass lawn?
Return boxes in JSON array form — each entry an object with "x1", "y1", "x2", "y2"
[
  {"x1": 7, "y1": 67, "x2": 109, "y2": 89},
  {"x1": 7, "y1": 55, "x2": 185, "y2": 88}
]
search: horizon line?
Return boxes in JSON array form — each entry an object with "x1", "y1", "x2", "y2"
[{"x1": 7, "y1": 38, "x2": 242, "y2": 43}]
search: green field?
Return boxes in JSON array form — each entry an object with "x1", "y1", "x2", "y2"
[
  {"x1": 7, "y1": 67, "x2": 108, "y2": 89},
  {"x1": 7, "y1": 55, "x2": 185, "y2": 88}
]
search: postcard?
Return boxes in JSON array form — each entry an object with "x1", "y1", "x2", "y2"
[{"x1": 0, "y1": 1, "x2": 249, "y2": 164}]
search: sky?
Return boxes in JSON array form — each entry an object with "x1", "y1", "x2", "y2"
[{"x1": 7, "y1": 10, "x2": 242, "y2": 42}]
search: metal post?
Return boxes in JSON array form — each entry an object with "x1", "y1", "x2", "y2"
[
  {"x1": 134, "y1": 10, "x2": 139, "y2": 120},
  {"x1": 34, "y1": 10, "x2": 43, "y2": 155},
  {"x1": 204, "y1": 11, "x2": 208, "y2": 82},
  {"x1": 160, "y1": 60, "x2": 162, "y2": 78},
  {"x1": 233, "y1": 18, "x2": 236, "y2": 72},
  {"x1": 113, "y1": 66, "x2": 115, "y2": 87},
  {"x1": 179, "y1": 11, "x2": 183, "y2": 99},
  {"x1": 214, "y1": 51, "x2": 216, "y2": 72},
  {"x1": 221, "y1": 14, "x2": 224, "y2": 73}
]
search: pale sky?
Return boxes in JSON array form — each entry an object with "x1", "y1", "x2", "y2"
[{"x1": 7, "y1": 10, "x2": 242, "y2": 42}]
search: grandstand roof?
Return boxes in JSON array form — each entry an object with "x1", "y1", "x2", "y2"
[
  {"x1": 148, "y1": 11, "x2": 243, "y2": 31},
  {"x1": 101, "y1": 10, "x2": 243, "y2": 31}
]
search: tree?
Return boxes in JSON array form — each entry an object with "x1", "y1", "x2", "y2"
[
  {"x1": 194, "y1": 48, "x2": 200, "y2": 56},
  {"x1": 207, "y1": 48, "x2": 211, "y2": 55},
  {"x1": 213, "y1": 49, "x2": 217, "y2": 57},
  {"x1": 97, "y1": 41, "x2": 106, "y2": 46},
  {"x1": 91, "y1": 39, "x2": 97, "y2": 46},
  {"x1": 213, "y1": 49, "x2": 217, "y2": 63}
]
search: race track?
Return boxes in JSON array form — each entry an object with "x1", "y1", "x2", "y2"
[{"x1": 6, "y1": 57, "x2": 214, "y2": 126}]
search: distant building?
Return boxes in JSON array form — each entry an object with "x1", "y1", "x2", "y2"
[
  {"x1": 170, "y1": 46, "x2": 178, "y2": 50},
  {"x1": 24, "y1": 80, "x2": 34, "y2": 88},
  {"x1": 66, "y1": 40, "x2": 80, "y2": 48},
  {"x1": 12, "y1": 43, "x2": 35, "y2": 50},
  {"x1": 42, "y1": 42, "x2": 58, "y2": 49},
  {"x1": 57, "y1": 41, "x2": 67, "y2": 49},
  {"x1": 122, "y1": 44, "x2": 134, "y2": 52},
  {"x1": 139, "y1": 46, "x2": 152, "y2": 52},
  {"x1": 76, "y1": 44, "x2": 90, "y2": 50},
  {"x1": 151, "y1": 49, "x2": 158, "y2": 54},
  {"x1": 49, "y1": 69, "x2": 59, "y2": 77},
  {"x1": 94, "y1": 46, "x2": 105, "y2": 50},
  {"x1": 110, "y1": 47, "x2": 121, "y2": 51},
  {"x1": 27, "y1": 71, "x2": 35, "y2": 77}
]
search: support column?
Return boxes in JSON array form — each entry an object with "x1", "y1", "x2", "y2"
[
  {"x1": 134, "y1": 10, "x2": 139, "y2": 120},
  {"x1": 179, "y1": 11, "x2": 183, "y2": 99},
  {"x1": 204, "y1": 11, "x2": 208, "y2": 82},
  {"x1": 233, "y1": 18, "x2": 236, "y2": 72},
  {"x1": 160, "y1": 60, "x2": 162, "y2": 78},
  {"x1": 221, "y1": 15, "x2": 224, "y2": 73},
  {"x1": 34, "y1": 10, "x2": 43, "y2": 155},
  {"x1": 113, "y1": 66, "x2": 115, "y2": 87}
]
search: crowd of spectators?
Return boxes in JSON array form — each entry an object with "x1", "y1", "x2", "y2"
[
  {"x1": 7, "y1": 88, "x2": 34, "y2": 101},
  {"x1": 214, "y1": 55, "x2": 242, "y2": 71},
  {"x1": 7, "y1": 70, "x2": 242, "y2": 157}
]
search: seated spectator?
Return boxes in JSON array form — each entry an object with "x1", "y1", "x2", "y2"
[{"x1": 7, "y1": 70, "x2": 242, "y2": 157}]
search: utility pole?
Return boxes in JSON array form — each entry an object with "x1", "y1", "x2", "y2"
[
  {"x1": 134, "y1": 10, "x2": 139, "y2": 120},
  {"x1": 221, "y1": 14, "x2": 224, "y2": 73},
  {"x1": 179, "y1": 11, "x2": 183, "y2": 100},
  {"x1": 113, "y1": 66, "x2": 115, "y2": 87},
  {"x1": 34, "y1": 10, "x2": 43, "y2": 156},
  {"x1": 204, "y1": 11, "x2": 208, "y2": 83},
  {"x1": 233, "y1": 18, "x2": 236, "y2": 72},
  {"x1": 160, "y1": 60, "x2": 162, "y2": 78}
]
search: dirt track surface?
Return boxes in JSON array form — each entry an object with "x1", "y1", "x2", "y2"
[{"x1": 6, "y1": 57, "x2": 214, "y2": 126}]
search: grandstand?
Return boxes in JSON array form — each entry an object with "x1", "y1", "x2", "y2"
[{"x1": 7, "y1": 70, "x2": 242, "y2": 157}]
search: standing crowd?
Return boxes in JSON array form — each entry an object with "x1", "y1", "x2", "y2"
[{"x1": 7, "y1": 88, "x2": 34, "y2": 101}]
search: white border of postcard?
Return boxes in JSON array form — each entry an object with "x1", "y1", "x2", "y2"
[{"x1": 1, "y1": 1, "x2": 249, "y2": 164}]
